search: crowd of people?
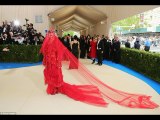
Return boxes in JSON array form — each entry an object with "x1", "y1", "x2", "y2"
[
  {"x1": 59, "y1": 34, "x2": 121, "y2": 65},
  {"x1": 0, "y1": 20, "x2": 44, "y2": 45},
  {"x1": 121, "y1": 35, "x2": 160, "y2": 51},
  {"x1": 2, "y1": 19, "x2": 157, "y2": 64}
]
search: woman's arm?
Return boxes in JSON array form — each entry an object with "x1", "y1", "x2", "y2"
[{"x1": 70, "y1": 41, "x2": 73, "y2": 50}]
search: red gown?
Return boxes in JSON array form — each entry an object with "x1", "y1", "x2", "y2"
[
  {"x1": 89, "y1": 40, "x2": 97, "y2": 58},
  {"x1": 40, "y1": 29, "x2": 159, "y2": 109}
]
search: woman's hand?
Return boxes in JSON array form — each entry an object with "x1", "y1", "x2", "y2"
[{"x1": 3, "y1": 48, "x2": 9, "y2": 52}]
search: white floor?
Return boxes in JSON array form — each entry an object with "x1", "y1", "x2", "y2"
[{"x1": 0, "y1": 59, "x2": 160, "y2": 115}]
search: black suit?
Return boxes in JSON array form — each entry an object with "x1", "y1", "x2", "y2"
[
  {"x1": 110, "y1": 39, "x2": 115, "y2": 61},
  {"x1": 97, "y1": 39, "x2": 104, "y2": 65},
  {"x1": 0, "y1": 37, "x2": 3, "y2": 44},
  {"x1": 125, "y1": 41, "x2": 131, "y2": 48},
  {"x1": 79, "y1": 38, "x2": 86, "y2": 58},
  {"x1": 106, "y1": 39, "x2": 112, "y2": 60},
  {"x1": 62, "y1": 38, "x2": 71, "y2": 51},
  {"x1": 112, "y1": 40, "x2": 121, "y2": 63},
  {"x1": 102, "y1": 38, "x2": 107, "y2": 59}
]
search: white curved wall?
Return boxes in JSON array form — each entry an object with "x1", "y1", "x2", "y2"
[{"x1": 0, "y1": 5, "x2": 159, "y2": 37}]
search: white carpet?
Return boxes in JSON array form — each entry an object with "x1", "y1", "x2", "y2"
[{"x1": 0, "y1": 59, "x2": 160, "y2": 115}]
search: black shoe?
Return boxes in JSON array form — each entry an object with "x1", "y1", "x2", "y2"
[{"x1": 92, "y1": 60, "x2": 95, "y2": 64}]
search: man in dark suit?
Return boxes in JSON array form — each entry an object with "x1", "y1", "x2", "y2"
[
  {"x1": 125, "y1": 39, "x2": 131, "y2": 48},
  {"x1": 112, "y1": 36, "x2": 121, "y2": 63},
  {"x1": 101, "y1": 35, "x2": 107, "y2": 60},
  {"x1": 105, "y1": 35, "x2": 112, "y2": 60},
  {"x1": 96, "y1": 36, "x2": 104, "y2": 66},
  {"x1": 134, "y1": 38, "x2": 141, "y2": 50},
  {"x1": 62, "y1": 35, "x2": 71, "y2": 51},
  {"x1": 110, "y1": 34, "x2": 117, "y2": 61},
  {"x1": 0, "y1": 26, "x2": 3, "y2": 36}
]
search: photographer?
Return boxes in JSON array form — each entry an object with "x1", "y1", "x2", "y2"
[
  {"x1": 37, "y1": 32, "x2": 44, "y2": 44},
  {"x1": 2, "y1": 33, "x2": 10, "y2": 44},
  {"x1": 0, "y1": 25, "x2": 3, "y2": 36},
  {"x1": 0, "y1": 36, "x2": 3, "y2": 44},
  {"x1": 0, "y1": 45, "x2": 10, "y2": 59},
  {"x1": 19, "y1": 34, "x2": 24, "y2": 45},
  {"x1": 27, "y1": 23, "x2": 35, "y2": 45},
  {"x1": 21, "y1": 31, "x2": 28, "y2": 45},
  {"x1": 8, "y1": 31, "x2": 15, "y2": 44},
  {"x1": 33, "y1": 33, "x2": 39, "y2": 45}
]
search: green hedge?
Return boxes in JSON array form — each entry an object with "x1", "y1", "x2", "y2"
[
  {"x1": 0, "y1": 45, "x2": 42, "y2": 63},
  {"x1": 120, "y1": 47, "x2": 160, "y2": 83},
  {"x1": 0, "y1": 44, "x2": 160, "y2": 83}
]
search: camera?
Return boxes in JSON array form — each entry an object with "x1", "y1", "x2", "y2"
[{"x1": 25, "y1": 18, "x2": 29, "y2": 22}]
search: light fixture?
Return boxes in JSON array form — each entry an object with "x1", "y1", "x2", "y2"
[
  {"x1": 14, "y1": 20, "x2": 20, "y2": 26},
  {"x1": 100, "y1": 21, "x2": 105, "y2": 24},
  {"x1": 51, "y1": 18, "x2": 55, "y2": 21}
]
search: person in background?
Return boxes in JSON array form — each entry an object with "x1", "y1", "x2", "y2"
[
  {"x1": 134, "y1": 38, "x2": 141, "y2": 50},
  {"x1": 130, "y1": 36, "x2": 136, "y2": 48},
  {"x1": 96, "y1": 36, "x2": 104, "y2": 66},
  {"x1": 2, "y1": 33, "x2": 9, "y2": 44},
  {"x1": 110, "y1": 34, "x2": 117, "y2": 61},
  {"x1": 85, "y1": 35, "x2": 91, "y2": 59},
  {"x1": 144, "y1": 36, "x2": 151, "y2": 52},
  {"x1": 62, "y1": 35, "x2": 70, "y2": 51},
  {"x1": 2, "y1": 46, "x2": 10, "y2": 52},
  {"x1": 70, "y1": 36, "x2": 80, "y2": 59},
  {"x1": 8, "y1": 31, "x2": 15, "y2": 44},
  {"x1": 17, "y1": 33, "x2": 24, "y2": 45},
  {"x1": 0, "y1": 25, "x2": 3, "y2": 36},
  {"x1": 79, "y1": 35, "x2": 86, "y2": 58},
  {"x1": 125, "y1": 39, "x2": 131, "y2": 48},
  {"x1": 105, "y1": 35, "x2": 112, "y2": 60},
  {"x1": 67, "y1": 34, "x2": 71, "y2": 43},
  {"x1": 89, "y1": 37, "x2": 97, "y2": 64},
  {"x1": 101, "y1": 35, "x2": 107, "y2": 60},
  {"x1": 112, "y1": 36, "x2": 121, "y2": 63},
  {"x1": 0, "y1": 36, "x2": 3, "y2": 44},
  {"x1": 1, "y1": 45, "x2": 10, "y2": 53}
]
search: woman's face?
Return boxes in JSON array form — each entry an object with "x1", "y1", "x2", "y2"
[
  {"x1": 9, "y1": 32, "x2": 13, "y2": 36},
  {"x1": 94, "y1": 38, "x2": 97, "y2": 42},
  {"x1": 115, "y1": 36, "x2": 119, "y2": 41},
  {"x1": 4, "y1": 34, "x2": 7, "y2": 38}
]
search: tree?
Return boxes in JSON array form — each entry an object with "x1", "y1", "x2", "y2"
[
  {"x1": 62, "y1": 30, "x2": 74, "y2": 37},
  {"x1": 112, "y1": 14, "x2": 141, "y2": 33}
]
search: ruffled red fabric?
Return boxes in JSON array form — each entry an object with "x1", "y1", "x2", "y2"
[{"x1": 40, "y1": 29, "x2": 159, "y2": 109}]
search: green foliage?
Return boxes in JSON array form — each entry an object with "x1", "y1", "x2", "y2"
[
  {"x1": 0, "y1": 45, "x2": 42, "y2": 63},
  {"x1": 112, "y1": 15, "x2": 140, "y2": 32},
  {"x1": 62, "y1": 31, "x2": 74, "y2": 37},
  {"x1": 120, "y1": 47, "x2": 160, "y2": 83}
]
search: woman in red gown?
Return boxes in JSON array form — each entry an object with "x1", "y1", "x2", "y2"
[
  {"x1": 89, "y1": 37, "x2": 97, "y2": 64},
  {"x1": 40, "y1": 29, "x2": 159, "y2": 109},
  {"x1": 40, "y1": 29, "x2": 107, "y2": 106}
]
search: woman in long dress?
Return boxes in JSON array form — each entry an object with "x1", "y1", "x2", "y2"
[
  {"x1": 89, "y1": 37, "x2": 97, "y2": 64},
  {"x1": 40, "y1": 29, "x2": 159, "y2": 109},
  {"x1": 70, "y1": 37, "x2": 80, "y2": 59}
]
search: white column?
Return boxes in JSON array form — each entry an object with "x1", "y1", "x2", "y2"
[{"x1": 106, "y1": 18, "x2": 113, "y2": 38}]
